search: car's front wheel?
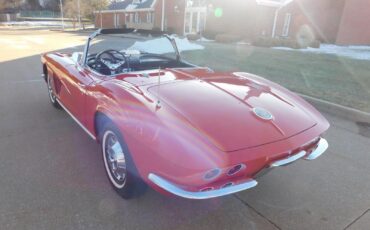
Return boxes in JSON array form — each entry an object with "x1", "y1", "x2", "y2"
[
  {"x1": 100, "y1": 122, "x2": 147, "y2": 199},
  {"x1": 47, "y1": 76, "x2": 60, "y2": 109}
]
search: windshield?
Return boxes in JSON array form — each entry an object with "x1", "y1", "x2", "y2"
[
  {"x1": 85, "y1": 33, "x2": 204, "y2": 75},
  {"x1": 88, "y1": 34, "x2": 179, "y2": 60}
]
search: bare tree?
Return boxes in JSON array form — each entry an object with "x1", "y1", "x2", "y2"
[
  {"x1": 63, "y1": 0, "x2": 109, "y2": 28},
  {"x1": 91, "y1": 0, "x2": 110, "y2": 28},
  {"x1": 0, "y1": 0, "x2": 22, "y2": 11},
  {"x1": 23, "y1": 0, "x2": 42, "y2": 10},
  {"x1": 41, "y1": 0, "x2": 60, "y2": 11}
]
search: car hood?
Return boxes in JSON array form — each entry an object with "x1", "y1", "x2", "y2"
[{"x1": 148, "y1": 71, "x2": 317, "y2": 152}]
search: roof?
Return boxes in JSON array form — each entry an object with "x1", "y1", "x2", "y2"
[
  {"x1": 108, "y1": 0, "x2": 155, "y2": 11},
  {"x1": 0, "y1": 8, "x2": 19, "y2": 14},
  {"x1": 256, "y1": 0, "x2": 293, "y2": 7}
]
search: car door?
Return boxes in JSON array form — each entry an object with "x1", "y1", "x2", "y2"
[{"x1": 57, "y1": 61, "x2": 95, "y2": 129}]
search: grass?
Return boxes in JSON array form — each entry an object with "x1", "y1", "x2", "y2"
[{"x1": 182, "y1": 42, "x2": 370, "y2": 113}]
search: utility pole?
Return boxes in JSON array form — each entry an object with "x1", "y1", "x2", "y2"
[
  {"x1": 161, "y1": 0, "x2": 165, "y2": 31},
  {"x1": 77, "y1": 0, "x2": 82, "y2": 29},
  {"x1": 60, "y1": 0, "x2": 65, "y2": 30}
]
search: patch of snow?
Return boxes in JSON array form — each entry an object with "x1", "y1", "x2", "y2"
[
  {"x1": 348, "y1": 45, "x2": 370, "y2": 51},
  {"x1": 237, "y1": 41, "x2": 251, "y2": 45},
  {"x1": 197, "y1": 37, "x2": 214, "y2": 42},
  {"x1": 126, "y1": 4, "x2": 137, "y2": 10},
  {"x1": 1, "y1": 21, "x2": 64, "y2": 27},
  {"x1": 273, "y1": 47, "x2": 292, "y2": 51},
  {"x1": 128, "y1": 37, "x2": 204, "y2": 54},
  {"x1": 273, "y1": 44, "x2": 370, "y2": 61}
]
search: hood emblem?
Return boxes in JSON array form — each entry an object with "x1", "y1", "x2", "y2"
[{"x1": 253, "y1": 108, "x2": 274, "y2": 120}]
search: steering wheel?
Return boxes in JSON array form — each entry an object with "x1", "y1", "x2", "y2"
[{"x1": 96, "y1": 49, "x2": 127, "y2": 75}]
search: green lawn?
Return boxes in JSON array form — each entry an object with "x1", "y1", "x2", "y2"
[{"x1": 182, "y1": 42, "x2": 370, "y2": 113}]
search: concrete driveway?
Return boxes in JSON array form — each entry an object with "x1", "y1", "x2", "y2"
[{"x1": 0, "y1": 29, "x2": 369, "y2": 230}]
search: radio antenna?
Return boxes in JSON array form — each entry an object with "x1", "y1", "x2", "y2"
[{"x1": 156, "y1": 66, "x2": 161, "y2": 108}]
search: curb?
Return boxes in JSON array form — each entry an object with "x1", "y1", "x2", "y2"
[
  {"x1": 50, "y1": 29, "x2": 94, "y2": 33},
  {"x1": 297, "y1": 93, "x2": 370, "y2": 124}
]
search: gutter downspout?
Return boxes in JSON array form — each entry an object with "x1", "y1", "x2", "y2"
[
  {"x1": 100, "y1": 11, "x2": 103, "y2": 28},
  {"x1": 161, "y1": 0, "x2": 165, "y2": 31},
  {"x1": 77, "y1": 0, "x2": 81, "y2": 29}
]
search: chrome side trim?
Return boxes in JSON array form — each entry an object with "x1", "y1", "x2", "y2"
[
  {"x1": 305, "y1": 138, "x2": 328, "y2": 160},
  {"x1": 148, "y1": 173, "x2": 258, "y2": 200},
  {"x1": 56, "y1": 99, "x2": 96, "y2": 140},
  {"x1": 270, "y1": 150, "x2": 306, "y2": 167}
]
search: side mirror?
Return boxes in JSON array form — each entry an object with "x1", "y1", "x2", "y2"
[{"x1": 72, "y1": 52, "x2": 83, "y2": 65}]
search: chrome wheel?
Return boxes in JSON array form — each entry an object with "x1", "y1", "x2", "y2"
[
  {"x1": 99, "y1": 122, "x2": 148, "y2": 199},
  {"x1": 102, "y1": 130, "x2": 127, "y2": 188},
  {"x1": 47, "y1": 76, "x2": 56, "y2": 103}
]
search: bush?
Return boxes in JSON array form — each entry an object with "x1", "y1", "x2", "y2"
[
  {"x1": 202, "y1": 30, "x2": 218, "y2": 40},
  {"x1": 166, "y1": 27, "x2": 176, "y2": 34},
  {"x1": 215, "y1": 34, "x2": 242, "y2": 43},
  {"x1": 296, "y1": 24, "x2": 316, "y2": 48},
  {"x1": 186, "y1": 34, "x2": 201, "y2": 41},
  {"x1": 309, "y1": 39, "x2": 321, "y2": 48}
]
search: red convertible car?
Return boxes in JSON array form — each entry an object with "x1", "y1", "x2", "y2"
[{"x1": 41, "y1": 29, "x2": 329, "y2": 199}]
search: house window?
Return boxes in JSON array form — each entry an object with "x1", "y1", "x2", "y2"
[
  {"x1": 187, "y1": 0, "x2": 206, "y2": 7},
  {"x1": 135, "y1": 12, "x2": 140, "y2": 23},
  {"x1": 282, "y1": 13, "x2": 291, "y2": 37},
  {"x1": 146, "y1": 12, "x2": 154, "y2": 23},
  {"x1": 129, "y1": 13, "x2": 134, "y2": 23}
]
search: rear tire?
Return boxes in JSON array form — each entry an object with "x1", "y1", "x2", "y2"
[
  {"x1": 99, "y1": 121, "x2": 147, "y2": 199},
  {"x1": 47, "y1": 75, "x2": 61, "y2": 109}
]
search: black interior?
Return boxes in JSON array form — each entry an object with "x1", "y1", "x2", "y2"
[{"x1": 87, "y1": 49, "x2": 193, "y2": 76}]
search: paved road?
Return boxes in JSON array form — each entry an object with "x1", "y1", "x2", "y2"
[{"x1": 0, "y1": 29, "x2": 369, "y2": 230}]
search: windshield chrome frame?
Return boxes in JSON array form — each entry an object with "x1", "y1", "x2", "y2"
[{"x1": 80, "y1": 29, "x2": 181, "y2": 68}]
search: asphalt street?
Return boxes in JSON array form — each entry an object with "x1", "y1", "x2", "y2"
[{"x1": 0, "y1": 29, "x2": 369, "y2": 230}]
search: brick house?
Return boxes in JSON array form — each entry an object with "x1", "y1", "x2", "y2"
[
  {"x1": 273, "y1": 0, "x2": 346, "y2": 43},
  {"x1": 336, "y1": 0, "x2": 370, "y2": 45},
  {"x1": 94, "y1": 0, "x2": 187, "y2": 34},
  {"x1": 95, "y1": 0, "x2": 285, "y2": 36},
  {"x1": 205, "y1": 0, "x2": 288, "y2": 39},
  {"x1": 0, "y1": 8, "x2": 19, "y2": 22},
  {"x1": 95, "y1": 0, "x2": 370, "y2": 45},
  {"x1": 272, "y1": 0, "x2": 370, "y2": 45}
]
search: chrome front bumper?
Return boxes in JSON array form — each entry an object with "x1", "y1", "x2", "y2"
[{"x1": 148, "y1": 138, "x2": 329, "y2": 200}]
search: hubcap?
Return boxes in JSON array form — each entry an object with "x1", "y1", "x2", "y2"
[
  {"x1": 47, "y1": 77, "x2": 56, "y2": 103},
  {"x1": 103, "y1": 131, "x2": 127, "y2": 188}
]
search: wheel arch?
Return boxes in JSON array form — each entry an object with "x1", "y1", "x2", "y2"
[
  {"x1": 94, "y1": 110, "x2": 114, "y2": 143},
  {"x1": 42, "y1": 63, "x2": 49, "y2": 82},
  {"x1": 90, "y1": 85, "x2": 151, "y2": 143}
]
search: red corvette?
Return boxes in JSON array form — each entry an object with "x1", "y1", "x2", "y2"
[{"x1": 41, "y1": 29, "x2": 329, "y2": 199}]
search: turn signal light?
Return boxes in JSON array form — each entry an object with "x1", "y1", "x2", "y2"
[{"x1": 203, "y1": 168, "x2": 221, "y2": 181}]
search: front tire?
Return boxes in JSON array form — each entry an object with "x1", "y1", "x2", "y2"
[
  {"x1": 100, "y1": 122, "x2": 147, "y2": 199},
  {"x1": 47, "y1": 75, "x2": 60, "y2": 109}
]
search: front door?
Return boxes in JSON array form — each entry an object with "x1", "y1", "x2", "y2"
[
  {"x1": 184, "y1": 7, "x2": 207, "y2": 35},
  {"x1": 56, "y1": 63, "x2": 94, "y2": 126}
]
